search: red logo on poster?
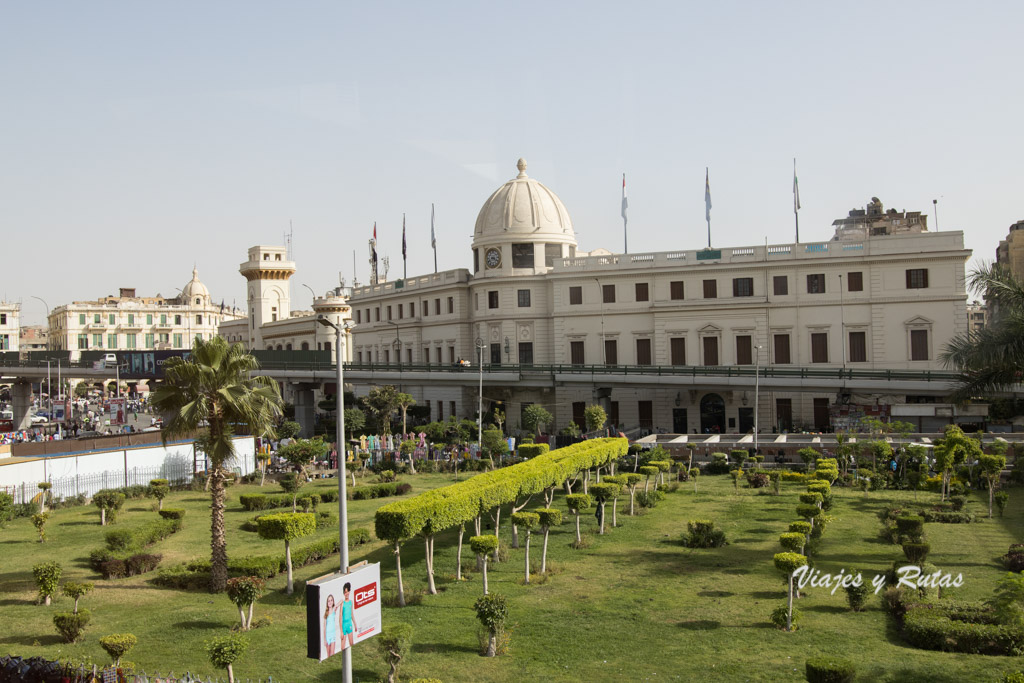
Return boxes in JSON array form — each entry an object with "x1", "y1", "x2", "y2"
[{"x1": 354, "y1": 582, "x2": 377, "y2": 609}]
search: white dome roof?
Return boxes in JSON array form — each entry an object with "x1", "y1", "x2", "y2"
[
  {"x1": 181, "y1": 266, "x2": 210, "y2": 302},
  {"x1": 473, "y1": 158, "x2": 575, "y2": 246}
]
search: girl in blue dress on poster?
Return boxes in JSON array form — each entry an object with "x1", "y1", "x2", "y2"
[
  {"x1": 341, "y1": 582, "x2": 358, "y2": 650},
  {"x1": 323, "y1": 594, "x2": 340, "y2": 657}
]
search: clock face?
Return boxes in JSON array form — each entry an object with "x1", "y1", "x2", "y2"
[{"x1": 485, "y1": 248, "x2": 501, "y2": 268}]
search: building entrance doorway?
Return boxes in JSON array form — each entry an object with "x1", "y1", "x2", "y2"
[
  {"x1": 738, "y1": 407, "x2": 753, "y2": 434},
  {"x1": 700, "y1": 393, "x2": 726, "y2": 434},
  {"x1": 672, "y1": 408, "x2": 688, "y2": 433}
]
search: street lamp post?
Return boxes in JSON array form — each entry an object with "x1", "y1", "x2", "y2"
[
  {"x1": 316, "y1": 315, "x2": 352, "y2": 683},
  {"x1": 475, "y1": 337, "x2": 485, "y2": 454},
  {"x1": 754, "y1": 345, "x2": 763, "y2": 456}
]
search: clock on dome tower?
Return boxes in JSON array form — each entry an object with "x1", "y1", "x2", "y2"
[{"x1": 485, "y1": 248, "x2": 501, "y2": 269}]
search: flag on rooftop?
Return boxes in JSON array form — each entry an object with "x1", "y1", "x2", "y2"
[
  {"x1": 704, "y1": 168, "x2": 712, "y2": 222},
  {"x1": 621, "y1": 174, "x2": 628, "y2": 224}
]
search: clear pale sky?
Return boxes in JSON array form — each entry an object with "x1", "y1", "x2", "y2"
[{"x1": 3, "y1": 2, "x2": 1021, "y2": 325}]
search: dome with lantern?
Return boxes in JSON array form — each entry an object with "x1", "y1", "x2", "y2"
[{"x1": 180, "y1": 266, "x2": 211, "y2": 306}]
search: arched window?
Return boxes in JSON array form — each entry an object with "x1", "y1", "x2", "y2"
[
  {"x1": 301, "y1": 342, "x2": 309, "y2": 351},
  {"x1": 195, "y1": 297, "x2": 201, "y2": 305},
  {"x1": 699, "y1": 393, "x2": 726, "y2": 434},
  {"x1": 286, "y1": 343, "x2": 293, "y2": 351}
]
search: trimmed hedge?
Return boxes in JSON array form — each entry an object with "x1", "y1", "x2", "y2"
[
  {"x1": 805, "y1": 656, "x2": 855, "y2": 683},
  {"x1": 918, "y1": 509, "x2": 974, "y2": 524},
  {"x1": 89, "y1": 518, "x2": 182, "y2": 578},
  {"x1": 518, "y1": 443, "x2": 550, "y2": 459},
  {"x1": 375, "y1": 438, "x2": 628, "y2": 543},
  {"x1": 903, "y1": 602, "x2": 1024, "y2": 655},
  {"x1": 158, "y1": 508, "x2": 186, "y2": 520}
]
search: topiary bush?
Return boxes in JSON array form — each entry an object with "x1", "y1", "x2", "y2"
[
  {"x1": 902, "y1": 542, "x2": 931, "y2": 564},
  {"x1": 896, "y1": 515, "x2": 925, "y2": 542},
  {"x1": 845, "y1": 583, "x2": 870, "y2": 612},
  {"x1": 805, "y1": 656, "x2": 855, "y2": 683},
  {"x1": 256, "y1": 512, "x2": 316, "y2": 595},
  {"x1": 746, "y1": 471, "x2": 770, "y2": 488},
  {"x1": 206, "y1": 632, "x2": 248, "y2": 680},
  {"x1": 683, "y1": 520, "x2": 727, "y2": 548},
  {"x1": 53, "y1": 610, "x2": 91, "y2": 643},
  {"x1": 62, "y1": 582, "x2": 94, "y2": 613},
  {"x1": 902, "y1": 602, "x2": 1024, "y2": 655},
  {"x1": 475, "y1": 593, "x2": 509, "y2": 657},
  {"x1": 32, "y1": 561, "x2": 62, "y2": 605},
  {"x1": 377, "y1": 622, "x2": 412, "y2": 683},
  {"x1": 158, "y1": 508, "x2": 186, "y2": 520},
  {"x1": 99, "y1": 633, "x2": 137, "y2": 666},
  {"x1": 226, "y1": 576, "x2": 266, "y2": 631},
  {"x1": 770, "y1": 603, "x2": 800, "y2": 631},
  {"x1": 92, "y1": 490, "x2": 126, "y2": 526},
  {"x1": 779, "y1": 532, "x2": 805, "y2": 554}
]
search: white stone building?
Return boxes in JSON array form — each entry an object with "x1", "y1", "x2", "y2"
[
  {"x1": 347, "y1": 158, "x2": 972, "y2": 434},
  {"x1": 47, "y1": 269, "x2": 242, "y2": 359},
  {"x1": 0, "y1": 303, "x2": 19, "y2": 352}
]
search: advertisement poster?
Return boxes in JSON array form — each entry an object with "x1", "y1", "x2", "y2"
[
  {"x1": 109, "y1": 398, "x2": 126, "y2": 426},
  {"x1": 306, "y1": 563, "x2": 382, "y2": 661}
]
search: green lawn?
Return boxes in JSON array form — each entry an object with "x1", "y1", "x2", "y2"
[{"x1": 1, "y1": 471, "x2": 1021, "y2": 682}]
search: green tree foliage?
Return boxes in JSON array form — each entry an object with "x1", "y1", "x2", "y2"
[
  {"x1": 364, "y1": 385, "x2": 401, "y2": 435},
  {"x1": 279, "y1": 473, "x2": 304, "y2": 512},
  {"x1": 148, "y1": 479, "x2": 170, "y2": 511},
  {"x1": 396, "y1": 393, "x2": 416, "y2": 435},
  {"x1": 205, "y1": 632, "x2": 248, "y2": 682},
  {"x1": 773, "y1": 552, "x2": 808, "y2": 632},
  {"x1": 934, "y1": 425, "x2": 983, "y2": 500},
  {"x1": 980, "y1": 453, "x2": 1008, "y2": 518},
  {"x1": 565, "y1": 493, "x2": 592, "y2": 546},
  {"x1": 510, "y1": 512, "x2": 540, "y2": 583},
  {"x1": 0, "y1": 491, "x2": 14, "y2": 527},
  {"x1": 941, "y1": 264, "x2": 1024, "y2": 401},
  {"x1": 989, "y1": 573, "x2": 1024, "y2": 627},
  {"x1": 100, "y1": 633, "x2": 137, "y2": 666},
  {"x1": 226, "y1": 576, "x2": 266, "y2": 631},
  {"x1": 481, "y1": 427, "x2": 509, "y2": 465},
  {"x1": 151, "y1": 336, "x2": 283, "y2": 591},
  {"x1": 522, "y1": 404, "x2": 553, "y2": 436},
  {"x1": 797, "y1": 447, "x2": 820, "y2": 468},
  {"x1": 377, "y1": 622, "x2": 413, "y2": 683},
  {"x1": 584, "y1": 404, "x2": 607, "y2": 432},
  {"x1": 62, "y1": 582, "x2": 94, "y2": 614},
  {"x1": 470, "y1": 535, "x2": 499, "y2": 595},
  {"x1": 32, "y1": 561, "x2": 62, "y2": 605},
  {"x1": 535, "y1": 508, "x2": 562, "y2": 574},
  {"x1": 31, "y1": 512, "x2": 49, "y2": 542},
  {"x1": 53, "y1": 610, "x2": 91, "y2": 643},
  {"x1": 278, "y1": 437, "x2": 329, "y2": 482},
  {"x1": 256, "y1": 513, "x2": 316, "y2": 594},
  {"x1": 474, "y1": 593, "x2": 509, "y2": 657},
  {"x1": 589, "y1": 483, "x2": 619, "y2": 535},
  {"x1": 344, "y1": 407, "x2": 367, "y2": 435},
  {"x1": 92, "y1": 490, "x2": 126, "y2": 526},
  {"x1": 276, "y1": 421, "x2": 302, "y2": 440}
]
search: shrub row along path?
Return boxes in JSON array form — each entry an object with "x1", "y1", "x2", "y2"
[{"x1": 0, "y1": 470, "x2": 1020, "y2": 681}]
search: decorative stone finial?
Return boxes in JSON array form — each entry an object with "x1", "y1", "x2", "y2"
[
  {"x1": 192, "y1": 265, "x2": 199, "y2": 280},
  {"x1": 516, "y1": 158, "x2": 528, "y2": 178}
]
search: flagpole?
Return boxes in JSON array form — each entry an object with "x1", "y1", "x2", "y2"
[
  {"x1": 793, "y1": 158, "x2": 801, "y2": 243},
  {"x1": 431, "y1": 203, "x2": 438, "y2": 274},
  {"x1": 402, "y1": 213, "x2": 407, "y2": 280},
  {"x1": 705, "y1": 167, "x2": 712, "y2": 248},
  {"x1": 621, "y1": 174, "x2": 628, "y2": 254}
]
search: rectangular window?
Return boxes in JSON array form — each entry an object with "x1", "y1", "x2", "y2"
[
  {"x1": 511, "y1": 243, "x2": 534, "y2": 268},
  {"x1": 422, "y1": 348, "x2": 429, "y2": 365},
  {"x1": 196, "y1": 315, "x2": 202, "y2": 325},
  {"x1": 773, "y1": 276, "x2": 788, "y2": 295},
  {"x1": 77, "y1": 334, "x2": 88, "y2": 349},
  {"x1": 776, "y1": 398, "x2": 793, "y2": 432},
  {"x1": 609, "y1": 401, "x2": 619, "y2": 427},
  {"x1": 107, "y1": 334, "x2": 117, "y2": 348},
  {"x1": 384, "y1": 350, "x2": 390, "y2": 364},
  {"x1": 490, "y1": 344, "x2": 500, "y2": 364},
  {"x1": 435, "y1": 298, "x2": 441, "y2": 315},
  {"x1": 173, "y1": 333, "x2": 183, "y2": 347},
  {"x1": 569, "y1": 286, "x2": 583, "y2": 305},
  {"x1": 848, "y1": 272, "x2": 864, "y2": 292},
  {"x1": 604, "y1": 339, "x2": 618, "y2": 365},
  {"x1": 638, "y1": 401, "x2": 654, "y2": 429},
  {"x1": 636, "y1": 338, "x2": 652, "y2": 365},
  {"x1": 670, "y1": 337, "x2": 686, "y2": 365},
  {"x1": 108, "y1": 314, "x2": 115, "y2": 325},
  {"x1": 703, "y1": 280, "x2": 717, "y2": 299},
  {"x1": 160, "y1": 314, "x2": 167, "y2": 325},
  {"x1": 409, "y1": 302, "x2": 415, "y2": 317},
  {"x1": 94, "y1": 314, "x2": 101, "y2": 324},
  {"x1": 488, "y1": 291, "x2": 499, "y2": 309},
  {"x1": 517, "y1": 289, "x2": 531, "y2": 307},
  {"x1": 145, "y1": 333, "x2": 154, "y2": 348},
  {"x1": 545, "y1": 244, "x2": 561, "y2": 267},
  {"x1": 572, "y1": 401, "x2": 586, "y2": 429},
  {"x1": 159, "y1": 333, "x2": 170, "y2": 344},
  {"x1": 448, "y1": 346, "x2": 455, "y2": 364},
  {"x1": 175, "y1": 314, "x2": 182, "y2": 325},
  {"x1": 570, "y1": 341, "x2": 585, "y2": 365},
  {"x1": 635, "y1": 282, "x2": 649, "y2": 302},
  {"x1": 906, "y1": 269, "x2": 929, "y2": 289},
  {"x1": 670, "y1": 281, "x2": 685, "y2": 300},
  {"x1": 128, "y1": 314, "x2": 134, "y2": 325},
  {"x1": 0, "y1": 335, "x2": 6, "y2": 350},
  {"x1": 79, "y1": 314, "x2": 86, "y2": 325},
  {"x1": 736, "y1": 335, "x2": 752, "y2": 365},
  {"x1": 147, "y1": 314, "x2": 153, "y2": 325},
  {"x1": 93, "y1": 333, "x2": 103, "y2": 347},
  {"x1": 447, "y1": 297, "x2": 454, "y2": 314},
  {"x1": 356, "y1": 310, "x2": 361, "y2": 324},
  {"x1": 518, "y1": 342, "x2": 534, "y2": 365},
  {"x1": 774, "y1": 334, "x2": 791, "y2": 364},
  {"x1": 126, "y1": 334, "x2": 136, "y2": 349},
  {"x1": 849, "y1": 331, "x2": 867, "y2": 362},
  {"x1": 375, "y1": 308, "x2": 380, "y2": 322},
  {"x1": 807, "y1": 274, "x2": 826, "y2": 294},
  {"x1": 474, "y1": 249, "x2": 479, "y2": 273},
  {"x1": 702, "y1": 336, "x2": 719, "y2": 365},
  {"x1": 811, "y1": 332, "x2": 829, "y2": 363},
  {"x1": 0, "y1": 314, "x2": 6, "y2": 325},
  {"x1": 732, "y1": 278, "x2": 754, "y2": 297},
  {"x1": 911, "y1": 329, "x2": 929, "y2": 360},
  {"x1": 435, "y1": 347, "x2": 442, "y2": 364},
  {"x1": 450, "y1": 401, "x2": 456, "y2": 418},
  {"x1": 387, "y1": 306, "x2": 392, "y2": 320},
  {"x1": 398, "y1": 305, "x2": 403, "y2": 319},
  {"x1": 602, "y1": 284, "x2": 616, "y2": 303}
]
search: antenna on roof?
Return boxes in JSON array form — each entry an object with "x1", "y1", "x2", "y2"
[{"x1": 285, "y1": 221, "x2": 294, "y2": 260}]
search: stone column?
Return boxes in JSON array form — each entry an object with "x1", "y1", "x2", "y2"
[
  {"x1": 293, "y1": 383, "x2": 316, "y2": 438},
  {"x1": 12, "y1": 380, "x2": 33, "y2": 431}
]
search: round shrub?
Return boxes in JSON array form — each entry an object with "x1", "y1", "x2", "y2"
[
  {"x1": 779, "y1": 532, "x2": 805, "y2": 553},
  {"x1": 32, "y1": 561, "x2": 62, "y2": 604},
  {"x1": 805, "y1": 656, "x2": 855, "y2": 683},
  {"x1": 796, "y1": 504, "x2": 822, "y2": 521},
  {"x1": 470, "y1": 535, "x2": 499, "y2": 557},
  {"x1": 565, "y1": 493, "x2": 592, "y2": 512},
  {"x1": 206, "y1": 632, "x2": 249, "y2": 671},
  {"x1": 845, "y1": 583, "x2": 870, "y2": 612},
  {"x1": 770, "y1": 603, "x2": 800, "y2": 630},
  {"x1": 799, "y1": 492, "x2": 824, "y2": 506},
  {"x1": 158, "y1": 508, "x2": 186, "y2": 520},
  {"x1": 789, "y1": 521, "x2": 812, "y2": 535},
  {"x1": 773, "y1": 552, "x2": 808, "y2": 577},
  {"x1": 53, "y1": 609, "x2": 91, "y2": 643},
  {"x1": 99, "y1": 633, "x2": 137, "y2": 665},
  {"x1": 683, "y1": 520, "x2": 727, "y2": 548},
  {"x1": 896, "y1": 515, "x2": 924, "y2": 542},
  {"x1": 902, "y1": 542, "x2": 931, "y2": 564}
]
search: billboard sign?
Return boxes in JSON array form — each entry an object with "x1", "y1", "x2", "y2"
[
  {"x1": 109, "y1": 398, "x2": 126, "y2": 426},
  {"x1": 306, "y1": 563, "x2": 382, "y2": 661}
]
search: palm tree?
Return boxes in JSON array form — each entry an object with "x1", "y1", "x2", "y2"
[
  {"x1": 151, "y1": 337, "x2": 283, "y2": 591},
  {"x1": 942, "y1": 264, "x2": 1024, "y2": 402}
]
